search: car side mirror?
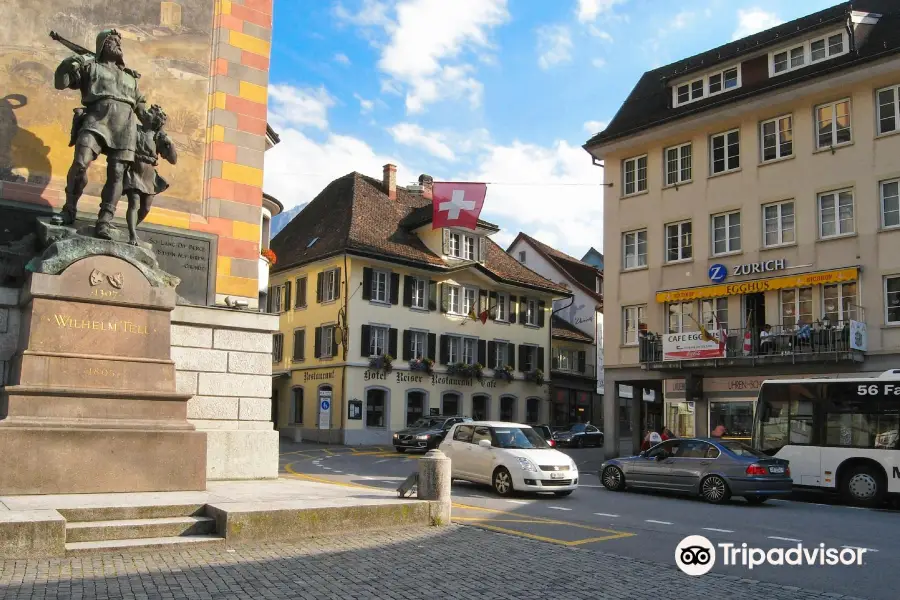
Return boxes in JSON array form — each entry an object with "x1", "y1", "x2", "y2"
[{"x1": 478, "y1": 439, "x2": 492, "y2": 448}]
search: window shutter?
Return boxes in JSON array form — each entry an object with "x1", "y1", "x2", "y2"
[
  {"x1": 518, "y1": 345, "x2": 526, "y2": 372},
  {"x1": 440, "y1": 335, "x2": 449, "y2": 364},
  {"x1": 478, "y1": 339, "x2": 487, "y2": 367},
  {"x1": 552, "y1": 351, "x2": 560, "y2": 370},
  {"x1": 442, "y1": 229, "x2": 450, "y2": 254},
  {"x1": 519, "y1": 297, "x2": 528, "y2": 325},
  {"x1": 489, "y1": 292, "x2": 498, "y2": 319},
  {"x1": 334, "y1": 268, "x2": 342, "y2": 300},
  {"x1": 440, "y1": 284, "x2": 448, "y2": 313},
  {"x1": 428, "y1": 280, "x2": 437, "y2": 311},
  {"x1": 284, "y1": 280, "x2": 292, "y2": 310},
  {"x1": 266, "y1": 287, "x2": 273, "y2": 313},
  {"x1": 402, "y1": 330, "x2": 412, "y2": 360},
  {"x1": 293, "y1": 330, "x2": 305, "y2": 362},
  {"x1": 331, "y1": 329, "x2": 338, "y2": 357},
  {"x1": 578, "y1": 350, "x2": 586, "y2": 373},
  {"x1": 362, "y1": 268, "x2": 372, "y2": 301},
  {"x1": 478, "y1": 236, "x2": 486, "y2": 263},
  {"x1": 538, "y1": 300, "x2": 546, "y2": 327},
  {"x1": 508, "y1": 343, "x2": 516, "y2": 370},
  {"x1": 487, "y1": 341, "x2": 496, "y2": 369},
  {"x1": 360, "y1": 325, "x2": 371, "y2": 358},
  {"x1": 297, "y1": 277, "x2": 307, "y2": 308},
  {"x1": 537, "y1": 347, "x2": 545, "y2": 372},
  {"x1": 388, "y1": 328, "x2": 398, "y2": 358},
  {"x1": 390, "y1": 273, "x2": 400, "y2": 305},
  {"x1": 478, "y1": 289, "x2": 487, "y2": 315},
  {"x1": 403, "y1": 276, "x2": 413, "y2": 307},
  {"x1": 509, "y1": 295, "x2": 517, "y2": 323},
  {"x1": 314, "y1": 327, "x2": 322, "y2": 358},
  {"x1": 427, "y1": 333, "x2": 437, "y2": 362},
  {"x1": 316, "y1": 273, "x2": 323, "y2": 303}
]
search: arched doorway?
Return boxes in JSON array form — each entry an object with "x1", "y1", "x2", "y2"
[
  {"x1": 500, "y1": 395, "x2": 517, "y2": 421},
  {"x1": 406, "y1": 390, "x2": 428, "y2": 426},
  {"x1": 442, "y1": 391, "x2": 461, "y2": 416},
  {"x1": 472, "y1": 394, "x2": 490, "y2": 421}
]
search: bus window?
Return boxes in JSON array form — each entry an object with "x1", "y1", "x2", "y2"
[
  {"x1": 755, "y1": 383, "x2": 789, "y2": 454},
  {"x1": 789, "y1": 398, "x2": 814, "y2": 444},
  {"x1": 825, "y1": 401, "x2": 900, "y2": 449}
]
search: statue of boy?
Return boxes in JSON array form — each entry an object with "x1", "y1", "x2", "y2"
[
  {"x1": 52, "y1": 29, "x2": 147, "y2": 239},
  {"x1": 123, "y1": 104, "x2": 177, "y2": 246}
]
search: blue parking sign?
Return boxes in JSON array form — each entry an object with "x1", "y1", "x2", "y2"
[{"x1": 321, "y1": 400, "x2": 331, "y2": 411}]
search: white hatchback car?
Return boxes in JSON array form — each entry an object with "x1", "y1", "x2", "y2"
[{"x1": 439, "y1": 421, "x2": 579, "y2": 497}]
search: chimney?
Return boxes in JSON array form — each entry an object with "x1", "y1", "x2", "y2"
[
  {"x1": 383, "y1": 164, "x2": 397, "y2": 200},
  {"x1": 418, "y1": 174, "x2": 433, "y2": 200}
]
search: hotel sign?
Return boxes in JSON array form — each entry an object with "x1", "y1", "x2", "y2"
[{"x1": 656, "y1": 267, "x2": 858, "y2": 303}]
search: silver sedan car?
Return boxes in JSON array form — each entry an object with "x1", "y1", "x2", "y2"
[{"x1": 599, "y1": 438, "x2": 792, "y2": 504}]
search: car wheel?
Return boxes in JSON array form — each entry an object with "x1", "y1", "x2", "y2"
[
  {"x1": 841, "y1": 465, "x2": 885, "y2": 507},
  {"x1": 700, "y1": 475, "x2": 731, "y2": 504},
  {"x1": 601, "y1": 466, "x2": 626, "y2": 491},
  {"x1": 554, "y1": 490, "x2": 573, "y2": 497},
  {"x1": 745, "y1": 495, "x2": 767, "y2": 505},
  {"x1": 576, "y1": 436, "x2": 585, "y2": 449},
  {"x1": 492, "y1": 467, "x2": 514, "y2": 496},
  {"x1": 395, "y1": 447, "x2": 406, "y2": 453}
]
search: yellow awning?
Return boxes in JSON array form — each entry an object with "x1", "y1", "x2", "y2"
[{"x1": 655, "y1": 267, "x2": 858, "y2": 303}]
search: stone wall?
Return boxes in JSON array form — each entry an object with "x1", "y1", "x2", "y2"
[
  {"x1": 171, "y1": 304, "x2": 279, "y2": 480},
  {"x1": 0, "y1": 288, "x2": 19, "y2": 387}
]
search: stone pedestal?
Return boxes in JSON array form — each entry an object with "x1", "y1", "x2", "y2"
[
  {"x1": 0, "y1": 223, "x2": 206, "y2": 494},
  {"x1": 417, "y1": 449, "x2": 451, "y2": 525}
]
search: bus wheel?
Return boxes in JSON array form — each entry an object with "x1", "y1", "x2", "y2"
[{"x1": 841, "y1": 465, "x2": 885, "y2": 507}]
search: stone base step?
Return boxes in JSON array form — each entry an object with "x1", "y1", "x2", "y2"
[
  {"x1": 65, "y1": 535, "x2": 224, "y2": 556},
  {"x1": 65, "y1": 516, "x2": 216, "y2": 543},
  {"x1": 58, "y1": 504, "x2": 206, "y2": 523}
]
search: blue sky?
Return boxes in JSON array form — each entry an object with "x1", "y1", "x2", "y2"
[{"x1": 263, "y1": 0, "x2": 839, "y2": 257}]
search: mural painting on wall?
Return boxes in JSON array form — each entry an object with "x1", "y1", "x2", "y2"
[{"x1": 0, "y1": 1, "x2": 212, "y2": 209}]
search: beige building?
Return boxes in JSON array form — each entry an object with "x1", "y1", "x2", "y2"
[{"x1": 584, "y1": 1, "x2": 900, "y2": 455}]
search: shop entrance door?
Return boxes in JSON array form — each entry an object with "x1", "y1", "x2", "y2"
[{"x1": 743, "y1": 293, "x2": 765, "y2": 330}]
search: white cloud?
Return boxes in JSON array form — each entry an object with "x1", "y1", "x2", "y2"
[
  {"x1": 354, "y1": 93, "x2": 375, "y2": 114},
  {"x1": 537, "y1": 25, "x2": 573, "y2": 70},
  {"x1": 670, "y1": 10, "x2": 694, "y2": 30},
  {"x1": 267, "y1": 84, "x2": 334, "y2": 130},
  {"x1": 584, "y1": 120, "x2": 608, "y2": 134},
  {"x1": 388, "y1": 123, "x2": 457, "y2": 161},
  {"x1": 591, "y1": 57, "x2": 606, "y2": 69},
  {"x1": 588, "y1": 26, "x2": 613, "y2": 42},
  {"x1": 732, "y1": 8, "x2": 783, "y2": 40},
  {"x1": 576, "y1": 0, "x2": 628, "y2": 23},
  {"x1": 333, "y1": 53, "x2": 351, "y2": 65},
  {"x1": 334, "y1": 0, "x2": 392, "y2": 27}
]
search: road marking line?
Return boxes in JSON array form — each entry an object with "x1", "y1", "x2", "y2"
[
  {"x1": 594, "y1": 513, "x2": 619, "y2": 518},
  {"x1": 375, "y1": 459, "x2": 390, "y2": 464},
  {"x1": 548, "y1": 507, "x2": 572, "y2": 511},
  {"x1": 842, "y1": 545, "x2": 878, "y2": 552},
  {"x1": 506, "y1": 500, "x2": 529, "y2": 504},
  {"x1": 768, "y1": 536, "x2": 802, "y2": 542},
  {"x1": 703, "y1": 528, "x2": 735, "y2": 533},
  {"x1": 322, "y1": 467, "x2": 332, "y2": 470},
  {"x1": 332, "y1": 471, "x2": 343, "y2": 474},
  {"x1": 360, "y1": 476, "x2": 376, "y2": 480},
  {"x1": 645, "y1": 520, "x2": 673, "y2": 525},
  {"x1": 579, "y1": 484, "x2": 604, "y2": 488}
]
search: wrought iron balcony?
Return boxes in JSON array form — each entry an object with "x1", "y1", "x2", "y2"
[{"x1": 639, "y1": 322, "x2": 865, "y2": 370}]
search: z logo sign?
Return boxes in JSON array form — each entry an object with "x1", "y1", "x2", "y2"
[{"x1": 708, "y1": 264, "x2": 727, "y2": 283}]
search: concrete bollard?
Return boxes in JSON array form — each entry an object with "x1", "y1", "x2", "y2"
[{"x1": 418, "y1": 448, "x2": 451, "y2": 526}]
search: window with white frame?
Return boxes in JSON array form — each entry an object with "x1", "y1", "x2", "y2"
[
  {"x1": 885, "y1": 276, "x2": 900, "y2": 325},
  {"x1": 623, "y1": 305, "x2": 646, "y2": 346},
  {"x1": 818, "y1": 189, "x2": 854, "y2": 238},
  {"x1": 711, "y1": 211, "x2": 741, "y2": 255},
  {"x1": 761, "y1": 115, "x2": 793, "y2": 162},
  {"x1": 710, "y1": 130, "x2": 740, "y2": 174},
  {"x1": 623, "y1": 229, "x2": 647, "y2": 270},
  {"x1": 449, "y1": 232, "x2": 460, "y2": 257},
  {"x1": 667, "y1": 302, "x2": 693, "y2": 334},
  {"x1": 525, "y1": 298, "x2": 539, "y2": 326},
  {"x1": 369, "y1": 325, "x2": 388, "y2": 357},
  {"x1": 410, "y1": 330, "x2": 427, "y2": 359},
  {"x1": 371, "y1": 270, "x2": 388, "y2": 303},
  {"x1": 877, "y1": 84, "x2": 900, "y2": 135},
  {"x1": 448, "y1": 231, "x2": 479, "y2": 260},
  {"x1": 494, "y1": 341, "x2": 509, "y2": 369},
  {"x1": 462, "y1": 338, "x2": 477, "y2": 365},
  {"x1": 495, "y1": 293, "x2": 508, "y2": 321},
  {"x1": 701, "y1": 297, "x2": 728, "y2": 330},
  {"x1": 320, "y1": 325, "x2": 335, "y2": 358},
  {"x1": 555, "y1": 348, "x2": 579, "y2": 372},
  {"x1": 763, "y1": 201, "x2": 795, "y2": 247},
  {"x1": 623, "y1": 155, "x2": 648, "y2": 195},
  {"x1": 665, "y1": 143, "x2": 692, "y2": 185},
  {"x1": 673, "y1": 66, "x2": 740, "y2": 107},
  {"x1": 463, "y1": 287, "x2": 477, "y2": 315},
  {"x1": 411, "y1": 277, "x2": 426, "y2": 309},
  {"x1": 770, "y1": 30, "x2": 848, "y2": 76},
  {"x1": 447, "y1": 284, "x2": 462, "y2": 314},
  {"x1": 322, "y1": 269, "x2": 338, "y2": 302},
  {"x1": 464, "y1": 236, "x2": 475, "y2": 260},
  {"x1": 823, "y1": 282, "x2": 858, "y2": 324},
  {"x1": 665, "y1": 221, "x2": 692, "y2": 262},
  {"x1": 448, "y1": 336, "x2": 460, "y2": 363},
  {"x1": 270, "y1": 284, "x2": 285, "y2": 313},
  {"x1": 815, "y1": 99, "x2": 851, "y2": 149},
  {"x1": 780, "y1": 288, "x2": 813, "y2": 326},
  {"x1": 881, "y1": 179, "x2": 900, "y2": 229}
]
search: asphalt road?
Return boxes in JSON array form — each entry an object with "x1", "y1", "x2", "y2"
[{"x1": 280, "y1": 442, "x2": 900, "y2": 600}]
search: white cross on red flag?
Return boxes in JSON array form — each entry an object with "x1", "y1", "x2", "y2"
[{"x1": 432, "y1": 182, "x2": 487, "y2": 230}]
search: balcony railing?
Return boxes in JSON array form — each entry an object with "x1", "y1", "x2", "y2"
[
  {"x1": 551, "y1": 363, "x2": 596, "y2": 377},
  {"x1": 639, "y1": 322, "x2": 864, "y2": 369}
]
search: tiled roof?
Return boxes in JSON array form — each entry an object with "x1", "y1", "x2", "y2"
[
  {"x1": 509, "y1": 232, "x2": 603, "y2": 305},
  {"x1": 585, "y1": 0, "x2": 900, "y2": 148},
  {"x1": 271, "y1": 172, "x2": 569, "y2": 295},
  {"x1": 551, "y1": 315, "x2": 594, "y2": 344}
]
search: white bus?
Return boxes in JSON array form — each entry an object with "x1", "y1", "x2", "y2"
[{"x1": 752, "y1": 370, "x2": 900, "y2": 506}]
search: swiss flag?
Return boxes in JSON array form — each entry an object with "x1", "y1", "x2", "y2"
[{"x1": 432, "y1": 182, "x2": 487, "y2": 230}]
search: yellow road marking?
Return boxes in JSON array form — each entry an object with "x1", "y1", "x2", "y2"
[{"x1": 282, "y1": 464, "x2": 375, "y2": 490}]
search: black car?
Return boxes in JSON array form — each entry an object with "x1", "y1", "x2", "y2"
[
  {"x1": 552, "y1": 423, "x2": 604, "y2": 448},
  {"x1": 393, "y1": 416, "x2": 473, "y2": 452}
]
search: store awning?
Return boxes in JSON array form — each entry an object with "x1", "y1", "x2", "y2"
[{"x1": 655, "y1": 267, "x2": 858, "y2": 303}]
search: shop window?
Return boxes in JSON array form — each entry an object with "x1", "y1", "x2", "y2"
[
  {"x1": 700, "y1": 297, "x2": 728, "y2": 331},
  {"x1": 366, "y1": 388, "x2": 387, "y2": 428},
  {"x1": 780, "y1": 288, "x2": 813, "y2": 327},
  {"x1": 472, "y1": 395, "x2": 489, "y2": 421},
  {"x1": 292, "y1": 388, "x2": 303, "y2": 424},
  {"x1": 526, "y1": 398, "x2": 539, "y2": 424},
  {"x1": 667, "y1": 301, "x2": 693, "y2": 334},
  {"x1": 500, "y1": 396, "x2": 517, "y2": 421},
  {"x1": 406, "y1": 391, "x2": 426, "y2": 426},
  {"x1": 823, "y1": 282, "x2": 857, "y2": 325},
  {"x1": 708, "y1": 401, "x2": 754, "y2": 440},
  {"x1": 442, "y1": 392, "x2": 461, "y2": 417},
  {"x1": 665, "y1": 401, "x2": 696, "y2": 438}
]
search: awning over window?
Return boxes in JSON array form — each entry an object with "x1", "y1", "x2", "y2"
[{"x1": 655, "y1": 267, "x2": 858, "y2": 303}]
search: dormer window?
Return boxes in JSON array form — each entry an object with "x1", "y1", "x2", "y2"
[
  {"x1": 443, "y1": 229, "x2": 483, "y2": 262},
  {"x1": 673, "y1": 66, "x2": 740, "y2": 107},
  {"x1": 769, "y1": 29, "x2": 848, "y2": 77}
]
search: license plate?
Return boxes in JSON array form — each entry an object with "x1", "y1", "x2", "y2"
[
  {"x1": 768, "y1": 466, "x2": 785, "y2": 474},
  {"x1": 550, "y1": 472, "x2": 565, "y2": 479}
]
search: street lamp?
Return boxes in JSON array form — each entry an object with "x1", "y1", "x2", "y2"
[{"x1": 822, "y1": 315, "x2": 832, "y2": 329}]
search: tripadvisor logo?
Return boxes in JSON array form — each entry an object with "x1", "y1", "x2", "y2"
[{"x1": 675, "y1": 535, "x2": 868, "y2": 576}]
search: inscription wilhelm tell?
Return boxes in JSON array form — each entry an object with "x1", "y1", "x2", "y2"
[{"x1": 47, "y1": 314, "x2": 151, "y2": 335}]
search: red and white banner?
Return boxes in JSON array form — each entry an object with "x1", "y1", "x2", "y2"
[
  {"x1": 662, "y1": 331, "x2": 726, "y2": 361},
  {"x1": 432, "y1": 182, "x2": 487, "y2": 230}
]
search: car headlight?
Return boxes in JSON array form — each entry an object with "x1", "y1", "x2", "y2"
[
  {"x1": 415, "y1": 434, "x2": 431, "y2": 440},
  {"x1": 516, "y1": 457, "x2": 538, "y2": 472}
]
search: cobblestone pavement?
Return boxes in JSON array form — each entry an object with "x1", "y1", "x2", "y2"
[{"x1": 0, "y1": 526, "x2": 868, "y2": 600}]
